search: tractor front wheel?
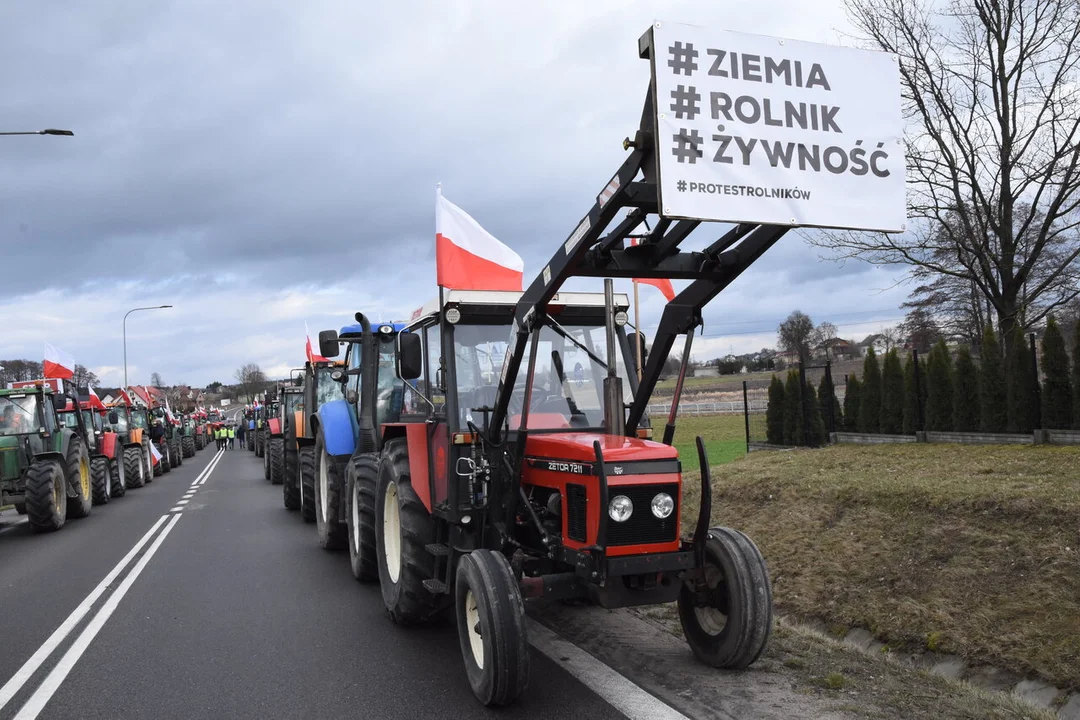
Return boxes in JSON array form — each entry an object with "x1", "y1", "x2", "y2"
[
  {"x1": 376, "y1": 438, "x2": 440, "y2": 625},
  {"x1": 283, "y1": 446, "x2": 300, "y2": 511},
  {"x1": 124, "y1": 447, "x2": 145, "y2": 489},
  {"x1": 182, "y1": 436, "x2": 195, "y2": 458},
  {"x1": 170, "y1": 439, "x2": 182, "y2": 467},
  {"x1": 90, "y1": 457, "x2": 111, "y2": 506},
  {"x1": 65, "y1": 437, "x2": 92, "y2": 520},
  {"x1": 110, "y1": 457, "x2": 127, "y2": 498},
  {"x1": 346, "y1": 452, "x2": 379, "y2": 582},
  {"x1": 298, "y1": 446, "x2": 315, "y2": 523},
  {"x1": 269, "y1": 438, "x2": 284, "y2": 485},
  {"x1": 677, "y1": 527, "x2": 773, "y2": 670},
  {"x1": 314, "y1": 430, "x2": 346, "y2": 549},
  {"x1": 454, "y1": 550, "x2": 530, "y2": 707},
  {"x1": 25, "y1": 459, "x2": 66, "y2": 532}
]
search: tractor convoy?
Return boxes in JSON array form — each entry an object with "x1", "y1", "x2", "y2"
[
  {"x1": 240, "y1": 22, "x2": 798, "y2": 708},
  {"x1": 1, "y1": 379, "x2": 215, "y2": 533}
]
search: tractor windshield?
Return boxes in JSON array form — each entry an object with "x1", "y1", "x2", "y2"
[
  {"x1": 284, "y1": 392, "x2": 303, "y2": 416},
  {"x1": 131, "y1": 412, "x2": 149, "y2": 429},
  {"x1": 82, "y1": 410, "x2": 98, "y2": 431},
  {"x1": 0, "y1": 395, "x2": 40, "y2": 436},
  {"x1": 452, "y1": 321, "x2": 634, "y2": 431},
  {"x1": 105, "y1": 409, "x2": 128, "y2": 433},
  {"x1": 59, "y1": 411, "x2": 80, "y2": 430},
  {"x1": 314, "y1": 367, "x2": 342, "y2": 407}
]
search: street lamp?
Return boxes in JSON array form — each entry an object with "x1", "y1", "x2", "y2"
[
  {"x1": 0, "y1": 128, "x2": 74, "y2": 136},
  {"x1": 124, "y1": 305, "x2": 173, "y2": 389}
]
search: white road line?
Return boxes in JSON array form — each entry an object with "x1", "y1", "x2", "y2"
[
  {"x1": 196, "y1": 450, "x2": 225, "y2": 486},
  {"x1": 169, "y1": 507, "x2": 184, "y2": 513},
  {"x1": 176, "y1": 500, "x2": 189, "y2": 505},
  {"x1": 0, "y1": 515, "x2": 170, "y2": 712},
  {"x1": 0, "y1": 517, "x2": 29, "y2": 534},
  {"x1": 526, "y1": 619, "x2": 690, "y2": 720},
  {"x1": 14, "y1": 515, "x2": 184, "y2": 720}
]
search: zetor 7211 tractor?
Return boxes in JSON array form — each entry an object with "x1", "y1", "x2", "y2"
[
  {"x1": 343, "y1": 24, "x2": 820, "y2": 707},
  {"x1": 0, "y1": 385, "x2": 94, "y2": 533}
]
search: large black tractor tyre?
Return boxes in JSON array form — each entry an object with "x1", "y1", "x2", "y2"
[
  {"x1": 194, "y1": 432, "x2": 204, "y2": 451},
  {"x1": 269, "y1": 438, "x2": 284, "y2": 486},
  {"x1": 375, "y1": 438, "x2": 442, "y2": 625},
  {"x1": 90, "y1": 456, "x2": 111, "y2": 506},
  {"x1": 263, "y1": 438, "x2": 272, "y2": 480},
  {"x1": 455, "y1": 550, "x2": 530, "y2": 707},
  {"x1": 182, "y1": 436, "x2": 195, "y2": 458},
  {"x1": 677, "y1": 527, "x2": 774, "y2": 670},
  {"x1": 346, "y1": 452, "x2": 379, "y2": 582},
  {"x1": 144, "y1": 445, "x2": 155, "y2": 483},
  {"x1": 299, "y1": 446, "x2": 316, "y2": 523},
  {"x1": 170, "y1": 439, "x2": 182, "y2": 468},
  {"x1": 283, "y1": 446, "x2": 300, "y2": 511},
  {"x1": 248, "y1": 431, "x2": 256, "y2": 452},
  {"x1": 255, "y1": 430, "x2": 264, "y2": 457},
  {"x1": 124, "y1": 446, "x2": 145, "y2": 489},
  {"x1": 65, "y1": 437, "x2": 93, "y2": 520},
  {"x1": 14, "y1": 503, "x2": 26, "y2": 515},
  {"x1": 25, "y1": 459, "x2": 66, "y2": 532},
  {"x1": 110, "y1": 457, "x2": 127, "y2": 498},
  {"x1": 314, "y1": 429, "x2": 347, "y2": 549}
]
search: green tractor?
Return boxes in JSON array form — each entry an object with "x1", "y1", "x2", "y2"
[
  {"x1": 0, "y1": 385, "x2": 94, "y2": 532},
  {"x1": 180, "y1": 415, "x2": 197, "y2": 458}
]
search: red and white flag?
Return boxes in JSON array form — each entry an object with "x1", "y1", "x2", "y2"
[
  {"x1": 43, "y1": 342, "x2": 75, "y2": 380},
  {"x1": 305, "y1": 321, "x2": 329, "y2": 363},
  {"x1": 629, "y1": 239, "x2": 676, "y2": 301},
  {"x1": 436, "y1": 186, "x2": 523, "y2": 291},
  {"x1": 149, "y1": 442, "x2": 162, "y2": 467}
]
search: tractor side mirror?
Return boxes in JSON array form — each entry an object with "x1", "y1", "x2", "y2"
[
  {"x1": 630, "y1": 331, "x2": 649, "y2": 369},
  {"x1": 52, "y1": 394, "x2": 67, "y2": 412},
  {"x1": 109, "y1": 411, "x2": 119, "y2": 424},
  {"x1": 346, "y1": 389, "x2": 359, "y2": 405},
  {"x1": 397, "y1": 332, "x2": 423, "y2": 381},
  {"x1": 318, "y1": 330, "x2": 340, "y2": 358}
]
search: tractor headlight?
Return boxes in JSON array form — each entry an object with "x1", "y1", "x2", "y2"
[
  {"x1": 608, "y1": 495, "x2": 633, "y2": 522},
  {"x1": 614, "y1": 310, "x2": 628, "y2": 326},
  {"x1": 445, "y1": 307, "x2": 461, "y2": 324},
  {"x1": 650, "y1": 492, "x2": 674, "y2": 519}
]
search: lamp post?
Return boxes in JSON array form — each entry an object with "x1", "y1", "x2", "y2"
[
  {"x1": 124, "y1": 306, "x2": 173, "y2": 389},
  {"x1": 0, "y1": 128, "x2": 74, "y2": 136}
]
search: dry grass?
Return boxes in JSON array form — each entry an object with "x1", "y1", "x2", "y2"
[{"x1": 681, "y1": 443, "x2": 1080, "y2": 690}]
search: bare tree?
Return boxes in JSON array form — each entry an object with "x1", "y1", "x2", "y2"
[
  {"x1": 812, "y1": 0, "x2": 1080, "y2": 353},
  {"x1": 150, "y1": 372, "x2": 164, "y2": 388},
  {"x1": 881, "y1": 325, "x2": 902, "y2": 351},
  {"x1": 899, "y1": 308, "x2": 942, "y2": 354},
  {"x1": 811, "y1": 321, "x2": 839, "y2": 357},
  {"x1": 71, "y1": 365, "x2": 100, "y2": 389},
  {"x1": 234, "y1": 363, "x2": 266, "y2": 402},
  {"x1": 778, "y1": 311, "x2": 816, "y2": 363},
  {"x1": 0, "y1": 359, "x2": 44, "y2": 385}
]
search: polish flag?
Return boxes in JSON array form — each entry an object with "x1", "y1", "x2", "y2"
[
  {"x1": 305, "y1": 321, "x2": 328, "y2": 363},
  {"x1": 629, "y1": 239, "x2": 676, "y2": 301},
  {"x1": 436, "y1": 186, "x2": 523, "y2": 291},
  {"x1": 149, "y1": 442, "x2": 162, "y2": 466},
  {"x1": 44, "y1": 342, "x2": 75, "y2": 380}
]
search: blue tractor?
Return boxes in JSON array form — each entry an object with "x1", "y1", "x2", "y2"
[{"x1": 307, "y1": 314, "x2": 410, "y2": 568}]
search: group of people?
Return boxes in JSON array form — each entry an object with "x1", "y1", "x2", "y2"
[{"x1": 214, "y1": 422, "x2": 245, "y2": 450}]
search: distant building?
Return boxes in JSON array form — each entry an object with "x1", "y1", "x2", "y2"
[{"x1": 815, "y1": 338, "x2": 855, "y2": 361}]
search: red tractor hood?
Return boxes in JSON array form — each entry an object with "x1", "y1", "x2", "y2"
[{"x1": 524, "y1": 433, "x2": 678, "y2": 463}]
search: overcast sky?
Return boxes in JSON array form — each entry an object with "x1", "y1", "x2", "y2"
[{"x1": 1, "y1": 1, "x2": 910, "y2": 387}]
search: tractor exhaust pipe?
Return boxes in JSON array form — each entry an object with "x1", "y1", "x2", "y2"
[{"x1": 602, "y1": 279, "x2": 624, "y2": 435}]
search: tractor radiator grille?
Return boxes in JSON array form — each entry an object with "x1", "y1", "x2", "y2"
[
  {"x1": 565, "y1": 484, "x2": 587, "y2": 542},
  {"x1": 607, "y1": 483, "x2": 680, "y2": 547}
]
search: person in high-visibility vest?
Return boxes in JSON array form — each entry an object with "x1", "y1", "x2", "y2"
[{"x1": 227, "y1": 425, "x2": 235, "y2": 450}]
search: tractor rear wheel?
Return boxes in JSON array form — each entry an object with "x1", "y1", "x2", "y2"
[
  {"x1": 269, "y1": 438, "x2": 284, "y2": 485},
  {"x1": 182, "y1": 436, "x2": 195, "y2": 458},
  {"x1": 161, "y1": 444, "x2": 172, "y2": 474},
  {"x1": 14, "y1": 503, "x2": 26, "y2": 515},
  {"x1": 677, "y1": 527, "x2": 773, "y2": 670},
  {"x1": 314, "y1": 429, "x2": 346, "y2": 549},
  {"x1": 90, "y1": 457, "x2": 111, "y2": 506},
  {"x1": 110, "y1": 458, "x2": 127, "y2": 498},
  {"x1": 376, "y1": 438, "x2": 440, "y2": 624},
  {"x1": 65, "y1": 437, "x2": 92, "y2": 520},
  {"x1": 194, "y1": 433, "x2": 204, "y2": 451},
  {"x1": 170, "y1": 439, "x2": 181, "y2": 468},
  {"x1": 145, "y1": 446, "x2": 155, "y2": 482},
  {"x1": 283, "y1": 446, "x2": 300, "y2": 510},
  {"x1": 346, "y1": 452, "x2": 379, "y2": 582},
  {"x1": 124, "y1": 447, "x2": 145, "y2": 489},
  {"x1": 299, "y1": 446, "x2": 315, "y2": 523},
  {"x1": 25, "y1": 459, "x2": 66, "y2": 532},
  {"x1": 455, "y1": 550, "x2": 530, "y2": 707},
  {"x1": 263, "y1": 439, "x2": 271, "y2": 480}
]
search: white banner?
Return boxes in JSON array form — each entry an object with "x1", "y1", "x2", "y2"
[
  {"x1": 650, "y1": 21, "x2": 905, "y2": 232},
  {"x1": 220, "y1": 399, "x2": 231, "y2": 407}
]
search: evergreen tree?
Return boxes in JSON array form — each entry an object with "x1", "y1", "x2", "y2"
[
  {"x1": 805, "y1": 383, "x2": 826, "y2": 446},
  {"x1": 818, "y1": 372, "x2": 842, "y2": 435},
  {"x1": 783, "y1": 370, "x2": 803, "y2": 445},
  {"x1": 902, "y1": 354, "x2": 920, "y2": 434},
  {"x1": 858, "y1": 348, "x2": 882, "y2": 433},
  {"x1": 1074, "y1": 319, "x2": 1080, "y2": 430},
  {"x1": 766, "y1": 375, "x2": 785, "y2": 445},
  {"x1": 1040, "y1": 315, "x2": 1073, "y2": 430},
  {"x1": 879, "y1": 349, "x2": 904, "y2": 434},
  {"x1": 952, "y1": 345, "x2": 980, "y2": 431},
  {"x1": 843, "y1": 376, "x2": 861, "y2": 431},
  {"x1": 1006, "y1": 326, "x2": 1037, "y2": 433},
  {"x1": 978, "y1": 325, "x2": 1007, "y2": 433},
  {"x1": 925, "y1": 339, "x2": 954, "y2": 431}
]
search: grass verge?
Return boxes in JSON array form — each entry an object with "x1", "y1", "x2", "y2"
[
  {"x1": 681, "y1": 443, "x2": 1080, "y2": 690},
  {"x1": 666, "y1": 414, "x2": 746, "y2": 471}
]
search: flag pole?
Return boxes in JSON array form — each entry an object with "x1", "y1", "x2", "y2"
[{"x1": 633, "y1": 279, "x2": 642, "y2": 382}]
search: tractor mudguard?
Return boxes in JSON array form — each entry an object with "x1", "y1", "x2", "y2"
[
  {"x1": 317, "y1": 400, "x2": 357, "y2": 457},
  {"x1": 101, "y1": 433, "x2": 119, "y2": 460},
  {"x1": 381, "y1": 423, "x2": 432, "y2": 512},
  {"x1": 268, "y1": 417, "x2": 281, "y2": 436},
  {"x1": 130, "y1": 428, "x2": 143, "y2": 445}
]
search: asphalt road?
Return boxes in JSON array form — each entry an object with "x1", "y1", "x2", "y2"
[{"x1": 0, "y1": 441, "x2": 633, "y2": 720}]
